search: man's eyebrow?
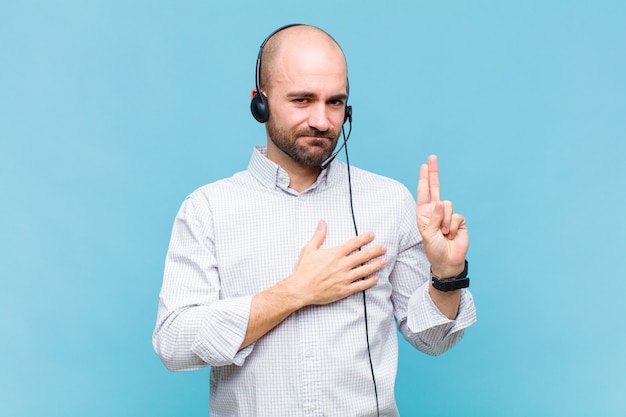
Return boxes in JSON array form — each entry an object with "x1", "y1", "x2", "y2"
[
  {"x1": 329, "y1": 93, "x2": 348, "y2": 102},
  {"x1": 286, "y1": 91, "x2": 317, "y2": 98},
  {"x1": 286, "y1": 91, "x2": 348, "y2": 101}
]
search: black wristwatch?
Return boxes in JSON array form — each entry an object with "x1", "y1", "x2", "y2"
[{"x1": 431, "y1": 260, "x2": 470, "y2": 292}]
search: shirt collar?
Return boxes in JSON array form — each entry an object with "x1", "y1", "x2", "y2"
[{"x1": 248, "y1": 146, "x2": 342, "y2": 194}]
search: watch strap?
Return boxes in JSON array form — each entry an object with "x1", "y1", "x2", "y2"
[{"x1": 431, "y1": 260, "x2": 470, "y2": 292}]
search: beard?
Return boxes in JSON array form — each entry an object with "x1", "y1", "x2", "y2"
[{"x1": 266, "y1": 118, "x2": 341, "y2": 167}]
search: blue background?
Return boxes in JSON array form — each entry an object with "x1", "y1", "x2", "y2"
[{"x1": 2, "y1": 1, "x2": 625, "y2": 416}]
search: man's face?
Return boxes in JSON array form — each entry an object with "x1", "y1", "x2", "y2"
[{"x1": 263, "y1": 39, "x2": 348, "y2": 168}]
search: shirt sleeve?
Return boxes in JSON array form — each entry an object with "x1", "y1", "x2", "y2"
[
  {"x1": 152, "y1": 194, "x2": 255, "y2": 371},
  {"x1": 390, "y1": 188, "x2": 477, "y2": 356}
]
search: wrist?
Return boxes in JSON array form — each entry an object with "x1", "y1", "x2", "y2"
[
  {"x1": 275, "y1": 275, "x2": 309, "y2": 311},
  {"x1": 431, "y1": 262, "x2": 465, "y2": 279},
  {"x1": 431, "y1": 260, "x2": 469, "y2": 293}
]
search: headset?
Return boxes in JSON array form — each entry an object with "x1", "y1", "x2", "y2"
[
  {"x1": 250, "y1": 25, "x2": 379, "y2": 417},
  {"x1": 250, "y1": 23, "x2": 352, "y2": 126},
  {"x1": 250, "y1": 24, "x2": 353, "y2": 171}
]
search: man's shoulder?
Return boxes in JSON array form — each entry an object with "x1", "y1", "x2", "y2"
[
  {"x1": 185, "y1": 169, "x2": 253, "y2": 203},
  {"x1": 347, "y1": 164, "x2": 410, "y2": 194}
]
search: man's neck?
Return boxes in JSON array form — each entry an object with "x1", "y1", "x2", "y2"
[
  {"x1": 286, "y1": 166, "x2": 321, "y2": 192},
  {"x1": 266, "y1": 146, "x2": 321, "y2": 193}
]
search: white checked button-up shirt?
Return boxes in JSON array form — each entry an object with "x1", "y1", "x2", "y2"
[{"x1": 153, "y1": 146, "x2": 476, "y2": 417}]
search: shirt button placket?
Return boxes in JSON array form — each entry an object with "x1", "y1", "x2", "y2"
[{"x1": 297, "y1": 193, "x2": 323, "y2": 417}]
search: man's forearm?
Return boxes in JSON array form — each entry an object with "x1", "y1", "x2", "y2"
[{"x1": 240, "y1": 279, "x2": 304, "y2": 349}]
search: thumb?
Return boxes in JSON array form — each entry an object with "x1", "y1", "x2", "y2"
[{"x1": 306, "y1": 220, "x2": 328, "y2": 250}]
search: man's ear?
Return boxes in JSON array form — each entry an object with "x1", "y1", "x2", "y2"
[{"x1": 250, "y1": 88, "x2": 258, "y2": 99}]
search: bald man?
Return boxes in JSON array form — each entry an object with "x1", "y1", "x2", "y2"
[{"x1": 153, "y1": 25, "x2": 476, "y2": 417}]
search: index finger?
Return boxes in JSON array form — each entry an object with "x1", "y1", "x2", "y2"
[
  {"x1": 417, "y1": 163, "x2": 430, "y2": 206},
  {"x1": 428, "y1": 155, "x2": 441, "y2": 202},
  {"x1": 340, "y1": 231, "x2": 376, "y2": 255}
]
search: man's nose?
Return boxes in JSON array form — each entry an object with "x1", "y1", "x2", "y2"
[{"x1": 307, "y1": 104, "x2": 331, "y2": 132}]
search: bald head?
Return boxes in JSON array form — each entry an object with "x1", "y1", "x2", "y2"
[{"x1": 259, "y1": 25, "x2": 348, "y2": 94}]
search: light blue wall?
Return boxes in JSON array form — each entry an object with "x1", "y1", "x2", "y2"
[{"x1": 2, "y1": 1, "x2": 625, "y2": 416}]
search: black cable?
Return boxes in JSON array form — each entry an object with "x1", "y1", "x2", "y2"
[{"x1": 343, "y1": 132, "x2": 380, "y2": 417}]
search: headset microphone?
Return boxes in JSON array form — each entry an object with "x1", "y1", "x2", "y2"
[{"x1": 320, "y1": 105, "x2": 352, "y2": 170}]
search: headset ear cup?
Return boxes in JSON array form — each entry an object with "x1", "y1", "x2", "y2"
[
  {"x1": 251, "y1": 93, "x2": 269, "y2": 123},
  {"x1": 344, "y1": 105, "x2": 352, "y2": 124}
]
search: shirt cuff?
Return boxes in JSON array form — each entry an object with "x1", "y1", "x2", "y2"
[
  {"x1": 406, "y1": 282, "x2": 476, "y2": 335},
  {"x1": 191, "y1": 296, "x2": 254, "y2": 367}
]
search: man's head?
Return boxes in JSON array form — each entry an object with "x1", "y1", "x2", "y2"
[{"x1": 251, "y1": 25, "x2": 350, "y2": 168}]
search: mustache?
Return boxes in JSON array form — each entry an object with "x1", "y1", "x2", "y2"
[{"x1": 296, "y1": 128, "x2": 336, "y2": 140}]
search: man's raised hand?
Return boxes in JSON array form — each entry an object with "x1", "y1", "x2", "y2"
[{"x1": 416, "y1": 155, "x2": 469, "y2": 278}]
